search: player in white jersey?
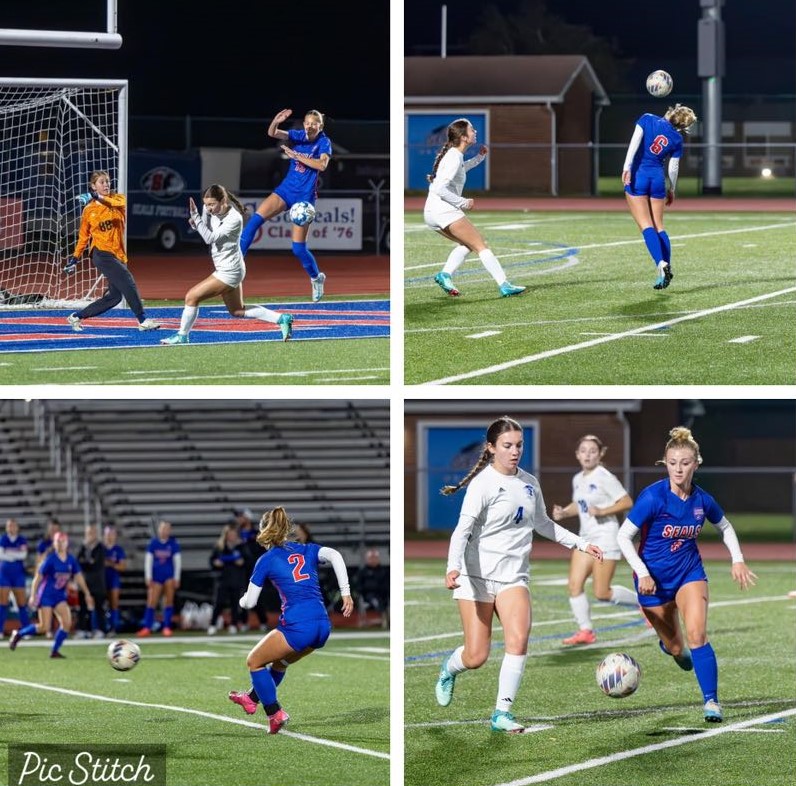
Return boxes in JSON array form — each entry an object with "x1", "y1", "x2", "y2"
[
  {"x1": 552, "y1": 435, "x2": 636, "y2": 646},
  {"x1": 160, "y1": 184, "x2": 293, "y2": 345},
  {"x1": 424, "y1": 118, "x2": 525, "y2": 299},
  {"x1": 435, "y1": 416, "x2": 603, "y2": 733}
]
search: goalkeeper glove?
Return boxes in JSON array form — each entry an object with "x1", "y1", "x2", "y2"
[
  {"x1": 63, "y1": 256, "x2": 80, "y2": 274},
  {"x1": 75, "y1": 192, "x2": 94, "y2": 207}
]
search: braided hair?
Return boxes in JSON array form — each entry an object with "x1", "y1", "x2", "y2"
[
  {"x1": 440, "y1": 416, "x2": 523, "y2": 495},
  {"x1": 427, "y1": 118, "x2": 472, "y2": 183}
]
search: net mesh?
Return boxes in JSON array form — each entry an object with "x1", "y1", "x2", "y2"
[{"x1": 0, "y1": 84, "x2": 122, "y2": 308}]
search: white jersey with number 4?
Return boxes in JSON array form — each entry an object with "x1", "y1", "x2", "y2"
[
  {"x1": 446, "y1": 464, "x2": 586, "y2": 584},
  {"x1": 571, "y1": 465, "x2": 628, "y2": 549}
]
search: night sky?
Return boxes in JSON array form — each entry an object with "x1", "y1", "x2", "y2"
[
  {"x1": 405, "y1": 0, "x2": 796, "y2": 94},
  {"x1": 0, "y1": 1, "x2": 389, "y2": 120}
]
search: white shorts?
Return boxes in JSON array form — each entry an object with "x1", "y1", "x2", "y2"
[
  {"x1": 452, "y1": 574, "x2": 529, "y2": 603},
  {"x1": 424, "y1": 204, "x2": 466, "y2": 232},
  {"x1": 212, "y1": 266, "x2": 245, "y2": 287},
  {"x1": 579, "y1": 528, "x2": 621, "y2": 561}
]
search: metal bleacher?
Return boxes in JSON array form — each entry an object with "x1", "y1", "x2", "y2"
[{"x1": 1, "y1": 400, "x2": 391, "y2": 578}]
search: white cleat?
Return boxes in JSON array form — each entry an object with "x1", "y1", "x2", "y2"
[
  {"x1": 311, "y1": 272, "x2": 326, "y2": 302},
  {"x1": 67, "y1": 313, "x2": 83, "y2": 332}
]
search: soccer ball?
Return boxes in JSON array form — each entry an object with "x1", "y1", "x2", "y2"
[
  {"x1": 596, "y1": 652, "x2": 640, "y2": 698},
  {"x1": 646, "y1": 70, "x2": 673, "y2": 98},
  {"x1": 107, "y1": 639, "x2": 141, "y2": 672},
  {"x1": 289, "y1": 201, "x2": 316, "y2": 227}
]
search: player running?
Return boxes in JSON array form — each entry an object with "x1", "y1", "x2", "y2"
[
  {"x1": 159, "y1": 184, "x2": 293, "y2": 345},
  {"x1": 227, "y1": 506, "x2": 353, "y2": 734},
  {"x1": 65, "y1": 170, "x2": 160, "y2": 332},
  {"x1": 239, "y1": 109, "x2": 330, "y2": 302},
  {"x1": 552, "y1": 435, "x2": 637, "y2": 645},
  {"x1": 617, "y1": 426, "x2": 758, "y2": 723},
  {"x1": 9, "y1": 531, "x2": 94, "y2": 658},
  {"x1": 622, "y1": 104, "x2": 697, "y2": 289}
]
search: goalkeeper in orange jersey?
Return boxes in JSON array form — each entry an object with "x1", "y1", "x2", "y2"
[{"x1": 65, "y1": 170, "x2": 160, "y2": 332}]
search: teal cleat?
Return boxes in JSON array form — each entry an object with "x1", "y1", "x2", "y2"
[
  {"x1": 435, "y1": 657, "x2": 456, "y2": 707},
  {"x1": 159, "y1": 332, "x2": 189, "y2": 345},
  {"x1": 278, "y1": 313, "x2": 294, "y2": 341},
  {"x1": 703, "y1": 700, "x2": 723, "y2": 723},
  {"x1": 653, "y1": 261, "x2": 673, "y2": 290},
  {"x1": 490, "y1": 710, "x2": 525, "y2": 733},
  {"x1": 434, "y1": 272, "x2": 460, "y2": 297},
  {"x1": 499, "y1": 281, "x2": 526, "y2": 297}
]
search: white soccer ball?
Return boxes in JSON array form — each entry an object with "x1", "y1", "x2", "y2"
[
  {"x1": 596, "y1": 652, "x2": 640, "y2": 698},
  {"x1": 289, "y1": 201, "x2": 316, "y2": 227},
  {"x1": 107, "y1": 639, "x2": 141, "y2": 672},
  {"x1": 646, "y1": 70, "x2": 673, "y2": 98}
]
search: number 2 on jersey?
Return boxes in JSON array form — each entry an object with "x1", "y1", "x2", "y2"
[{"x1": 288, "y1": 553, "x2": 311, "y2": 582}]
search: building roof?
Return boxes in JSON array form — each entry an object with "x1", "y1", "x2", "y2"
[{"x1": 405, "y1": 55, "x2": 610, "y2": 106}]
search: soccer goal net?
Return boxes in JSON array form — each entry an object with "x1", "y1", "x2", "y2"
[{"x1": 0, "y1": 78, "x2": 127, "y2": 308}]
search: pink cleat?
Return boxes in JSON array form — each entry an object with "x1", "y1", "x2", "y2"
[
  {"x1": 162, "y1": 627, "x2": 173, "y2": 637},
  {"x1": 228, "y1": 690, "x2": 258, "y2": 715},
  {"x1": 562, "y1": 629, "x2": 596, "y2": 646},
  {"x1": 136, "y1": 627, "x2": 151, "y2": 638},
  {"x1": 267, "y1": 708, "x2": 290, "y2": 735}
]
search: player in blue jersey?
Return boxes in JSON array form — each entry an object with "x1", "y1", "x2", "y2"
[
  {"x1": 137, "y1": 520, "x2": 181, "y2": 638},
  {"x1": 227, "y1": 506, "x2": 353, "y2": 734},
  {"x1": 622, "y1": 104, "x2": 697, "y2": 290},
  {"x1": 9, "y1": 532, "x2": 95, "y2": 658},
  {"x1": 0, "y1": 519, "x2": 31, "y2": 640},
  {"x1": 103, "y1": 525, "x2": 127, "y2": 634},
  {"x1": 239, "y1": 108, "x2": 331, "y2": 302},
  {"x1": 617, "y1": 427, "x2": 758, "y2": 723}
]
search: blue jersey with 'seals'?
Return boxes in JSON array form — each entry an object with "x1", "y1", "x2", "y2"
[
  {"x1": 250, "y1": 541, "x2": 326, "y2": 625},
  {"x1": 628, "y1": 478, "x2": 724, "y2": 581}
]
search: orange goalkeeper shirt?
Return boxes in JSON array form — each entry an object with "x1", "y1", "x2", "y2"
[{"x1": 72, "y1": 193, "x2": 128, "y2": 263}]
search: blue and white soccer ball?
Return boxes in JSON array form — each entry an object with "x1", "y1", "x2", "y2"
[
  {"x1": 596, "y1": 652, "x2": 640, "y2": 698},
  {"x1": 288, "y1": 201, "x2": 316, "y2": 227},
  {"x1": 107, "y1": 639, "x2": 141, "y2": 672},
  {"x1": 646, "y1": 70, "x2": 673, "y2": 98}
]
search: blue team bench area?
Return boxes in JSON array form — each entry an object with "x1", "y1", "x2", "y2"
[{"x1": 0, "y1": 300, "x2": 390, "y2": 353}]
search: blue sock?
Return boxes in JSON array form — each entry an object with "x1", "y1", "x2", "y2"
[
  {"x1": 291, "y1": 242, "x2": 320, "y2": 279},
  {"x1": 240, "y1": 214, "x2": 265, "y2": 255},
  {"x1": 18, "y1": 623, "x2": 37, "y2": 638},
  {"x1": 163, "y1": 606, "x2": 173, "y2": 629},
  {"x1": 642, "y1": 227, "x2": 664, "y2": 267},
  {"x1": 0, "y1": 603, "x2": 6, "y2": 633},
  {"x1": 18, "y1": 606, "x2": 30, "y2": 627},
  {"x1": 250, "y1": 668, "x2": 277, "y2": 707},
  {"x1": 52, "y1": 628, "x2": 68, "y2": 654},
  {"x1": 658, "y1": 230, "x2": 671, "y2": 264},
  {"x1": 270, "y1": 667, "x2": 286, "y2": 688},
  {"x1": 142, "y1": 606, "x2": 155, "y2": 629},
  {"x1": 691, "y1": 643, "x2": 718, "y2": 702},
  {"x1": 90, "y1": 609, "x2": 99, "y2": 632},
  {"x1": 110, "y1": 609, "x2": 120, "y2": 630}
]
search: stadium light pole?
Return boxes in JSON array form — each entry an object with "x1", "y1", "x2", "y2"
[
  {"x1": 698, "y1": 0, "x2": 725, "y2": 195},
  {"x1": 441, "y1": 5, "x2": 447, "y2": 58}
]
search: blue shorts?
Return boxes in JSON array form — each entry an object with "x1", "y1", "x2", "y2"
[
  {"x1": 636, "y1": 558, "x2": 708, "y2": 607},
  {"x1": 105, "y1": 570, "x2": 122, "y2": 590},
  {"x1": 0, "y1": 564, "x2": 27, "y2": 589},
  {"x1": 38, "y1": 589, "x2": 68, "y2": 609},
  {"x1": 151, "y1": 571, "x2": 175, "y2": 585},
  {"x1": 624, "y1": 167, "x2": 666, "y2": 199},
  {"x1": 280, "y1": 617, "x2": 331, "y2": 652},
  {"x1": 274, "y1": 183, "x2": 315, "y2": 211}
]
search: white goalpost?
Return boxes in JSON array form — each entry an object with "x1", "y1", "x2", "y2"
[{"x1": 0, "y1": 78, "x2": 127, "y2": 308}]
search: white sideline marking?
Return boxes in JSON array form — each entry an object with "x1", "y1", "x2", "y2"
[
  {"x1": 467, "y1": 330, "x2": 502, "y2": 339},
  {"x1": 0, "y1": 678, "x2": 389, "y2": 761},
  {"x1": 579, "y1": 332, "x2": 667, "y2": 337},
  {"x1": 729, "y1": 335, "x2": 761, "y2": 343},
  {"x1": 424, "y1": 287, "x2": 796, "y2": 384},
  {"x1": 662, "y1": 726, "x2": 784, "y2": 733},
  {"x1": 489, "y1": 708, "x2": 796, "y2": 786}
]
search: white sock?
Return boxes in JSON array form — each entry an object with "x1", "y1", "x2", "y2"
[
  {"x1": 610, "y1": 584, "x2": 638, "y2": 606},
  {"x1": 569, "y1": 593, "x2": 592, "y2": 630},
  {"x1": 179, "y1": 305, "x2": 198, "y2": 335},
  {"x1": 445, "y1": 645, "x2": 468, "y2": 675},
  {"x1": 478, "y1": 248, "x2": 507, "y2": 284},
  {"x1": 495, "y1": 653, "x2": 527, "y2": 713},
  {"x1": 244, "y1": 305, "x2": 280, "y2": 324},
  {"x1": 442, "y1": 244, "x2": 469, "y2": 275}
]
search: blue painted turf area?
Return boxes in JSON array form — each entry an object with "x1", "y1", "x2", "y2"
[{"x1": 0, "y1": 301, "x2": 389, "y2": 353}]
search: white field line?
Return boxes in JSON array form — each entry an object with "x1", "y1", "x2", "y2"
[
  {"x1": 489, "y1": 707, "x2": 796, "y2": 786},
  {"x1": 405, "y1": 220, "x2": 796, "y2": 272},
  {"x1": 0, "y1": 677, "x2": 390, "y2": 761},
  {"x1": 424, "y1": 287, "x2": 796, "y2": 385},
  {"x1": 67, "y1": 367, "x2": 390, "y2": 385}
]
